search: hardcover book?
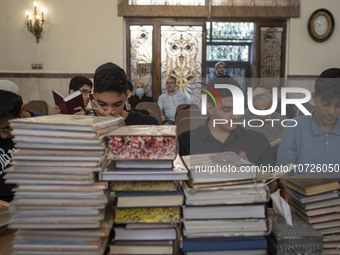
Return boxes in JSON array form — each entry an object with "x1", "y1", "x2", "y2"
[
  {"x1": 114, "y1": 191, "x2": 184, "y2": 208},
  {"x1": 183, "y1": 219, "x2": 270, "y2": 237},
  {"x1": 182, "y1": 204, "x2": 266, "y2": 220},
  {"x1": 182, "y1": 236, "x2": 267, "y2": 252},
  {"x1": 110, "y1": 181, "x2": 177, "y2": 192},
  {"x1": 184, "y1": 182, "x2": 269, "y2": 205},
  {"x1": 181, "y1": 151, "x2": 256, "y2": 184},
  {"x1": 10, "y1": 115, "x2": 124, "y2": 132},
  {"x1": 105, "y1": 125, "x2": 177, "y2": 160},
  {"x1": 285, "y1": 173, "x2": 340, "y2": 196},
  {"x1": 52, "y1": 90, "x2": 85, "y2": 114},
  {"x1": 113, "y1": 227, "x2": 177, "y2": 241},
  {"x1": 287, "y1": 188, "x2": 339, "y2": 204},
  {"x1": 114, "y1": 207, "x2": 181, "y2": 224}
]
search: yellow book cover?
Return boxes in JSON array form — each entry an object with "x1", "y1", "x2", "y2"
[
  {"x1": 114, "y1": 207, "x2": 180, "y2": 223},
  {"x1": 111, "y1": 181, "x2": 176, "y2": 192}
]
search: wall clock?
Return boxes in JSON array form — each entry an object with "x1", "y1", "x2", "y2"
[{"x1": 308, "y1": 9, "x2": 335, "y2": 42}]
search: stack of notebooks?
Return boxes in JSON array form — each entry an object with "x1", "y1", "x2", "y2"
[
  {"x1": 100, "y1": 125, "x2": 188, "y2": 255},
  {"x1": 4, "y1": 115, "x2": 124, "y2": 255},
  {"x1": 286, "y1": 173, "x2": 340, "y2": 255},
  {"x1": 181, "y1": 151, "x2": 270, "y2": 255}
]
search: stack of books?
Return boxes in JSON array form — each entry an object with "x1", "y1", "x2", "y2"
[
  {"x1": 286, "y1": 173, "x2": 340, "y2": 255},
  {"x1": 100, "y1": 125, "x2": 188, "y2": 255},
  {"x1": 5, "y1": 114, "x2": 124, "y2": 255},
  {"x1": 181, "y1": 151, "x2": 270, "y2": 255}
]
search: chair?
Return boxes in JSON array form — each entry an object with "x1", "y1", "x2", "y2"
[
  {"x1": 175, "y1": 109, "x2": 201, "y2": 125},
  {"x1": 175, "y1": 104, "x2": 190, "y2": 117},
  {"x1": 135, "y1": 102, "x2": 162, "y2": 125},
  {"x1": 176, "y1": 117, "x2": 207, "y2": 136},
  {"x1": 26, "y1": 100, "x2": 48, "y2": 115},
  {"x1": 175, "y1": 104, "x2": 199, "y2": 119}
]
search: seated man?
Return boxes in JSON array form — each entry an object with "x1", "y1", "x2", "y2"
[
  {"x1": 0, "y1": 80, "x2": 41, "y2": 202},
  {"x1": 278, "y1": 68, "x2": 340, "y2": 175},
  {"x1": 214, "y1": 61, "x2": 226, "y2": 77},
  {"x1": 158, "y1": 77, "x2": 190, "y2": 124},
  {"x1": 178, "y1": 76, "x2": 274, "y2": 166},
  {"x1": 242, "y1": 87, "x2": 285, "y2": 144},
  {"x1": 51, "y1": 75, "x2": 93, "y2": 115},
  {"x1": 129, "y1": 81, "x2": 154, "y2": 109},
  {"x1": 91, "y1": 62, "x2": 158, "y2": 125}
]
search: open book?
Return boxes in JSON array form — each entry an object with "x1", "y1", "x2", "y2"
[{"x1": 52, "y1": 90, "x2": 85, "y2": 114}]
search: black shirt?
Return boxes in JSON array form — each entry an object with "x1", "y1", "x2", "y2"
[
  {"x1": 178, "y1": 124, "x2": 275, "y2": 166},
  {"x1": 129, "y1": 94, "x2": 154, "y2": 109},
  {"x1": 125, "y1": 110, "x2": 159, "y2": 125},
  {"x1": 0, "y1": 138, "x2": 16, "y2": 202}
]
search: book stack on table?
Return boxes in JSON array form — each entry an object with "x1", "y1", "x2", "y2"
[
  {"x1": 181, "y1": 151, "x2": 270, "y2": 255},
  {"x1": 100, "y1": 125, "x2": 188, "y2": 255},
  {"x1": 5, "y1": 114, "x2": 124, "y2": 255},
  {"x1": 285, "y1": 172, "x2": 340, "y2": 255}
]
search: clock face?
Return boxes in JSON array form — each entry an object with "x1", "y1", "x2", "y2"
[
  {"x1": 308, "y1": 9, "x2": 335, "y2": 42},
  {"x1": 314, "y1": 15, "x2": 328, "y2": 36}
]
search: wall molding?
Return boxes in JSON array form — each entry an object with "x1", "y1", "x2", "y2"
[
  {"x1": 118, "y1": 3, "x2": 300, "y2": 18},
  {"x1": 287, "y1": 75, "x2": 318, "y2": 79}
]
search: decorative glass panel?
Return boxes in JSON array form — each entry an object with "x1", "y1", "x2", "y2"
[
  {"x1": 129, "y1": 25, "x2": 153, "y2": 96},
  {"x1": 207, "y1": 22, "x2": 254, "y2": 43},
  {"x1": 260, "y1": 26, "x2": 283, "y2": 89},
  {"x1": 129, "y1": 0, "x2": 205, "y2": 5},
  {"x1": 207, "y1": 45, "x2": 249, "y2": 62},
  {"x1": 160, "y1": 25, "x2": 202, "y2": 103}
]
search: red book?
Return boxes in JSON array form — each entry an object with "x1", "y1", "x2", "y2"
[
  {"x1": 52, "y1": 90, "x2": 85, "y2": 114},
  {"x1": 106, "y1": 126, "x2": 177, "y2": 160}
]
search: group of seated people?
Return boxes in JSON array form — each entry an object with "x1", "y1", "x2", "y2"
[{"x1": 1, "y1": 62, "x2": 340, "y2": 204}]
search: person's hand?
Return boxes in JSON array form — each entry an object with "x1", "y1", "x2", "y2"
[
  {"x1": 73, "y1": 107, "x2": 86, "y2": 115},
  {"x1": 51, "y1": 105, "x2": 61, "y2": 115},
  {"x1": 161, "y1": 114, "x2": 166, "y2": 123},
  {"x1": 91, "y1": 99, "x2": 120, "y2": 117},
  {"x1": 279, "y1": 179, "x2": 289, "y2": 202},
  {"x1": 267, "y1": 179, "x2": 289, "y2": 202}
]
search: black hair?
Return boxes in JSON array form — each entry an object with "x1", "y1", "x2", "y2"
[
  {"x1": 69, "y1": 76, "x2": 92, "y2": 92},
  {"x1": 127, "y1": 80, "x2": 133, "y2": 92},
  {"x1": 167, "y1": 76, "x2": 177, "y2": 84},
  {"x1": 94, "y1": 67, "x2": 128, "y2": 95},
  {"x1": 206, "y1": 76, "x2": 243, "y2": 105},
  {"x1": 0, "y1": 90, "x2": 23, "y2": 120},
  {"x1": 315, "y1": 68, "x2": 340, "y2": 101}
]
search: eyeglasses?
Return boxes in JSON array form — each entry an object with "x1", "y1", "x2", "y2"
[{"x1": 79, "y1": 89, "x2": 92, "y2": 96}]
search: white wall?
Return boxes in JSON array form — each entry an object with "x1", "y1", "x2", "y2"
[
  {"x1": 0, "y1": 0, "x2": 124, "y2": 72},
  {"x1": 288, "y1": 0, "x2": 340, "y2": 75}
]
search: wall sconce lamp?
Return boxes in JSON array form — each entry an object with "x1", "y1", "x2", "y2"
[{"x1": 26, "y1": 2, "x2": 46, "y2": 43}]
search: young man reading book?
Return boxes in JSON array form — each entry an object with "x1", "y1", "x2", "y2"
[
  {"x1": 177, "y1": 76, "x2": 285, "y2": 197},
  {"x1": 278, "y1": 68, "x2": 340, "y2": 176},
  {"x1": 91, "y1": 62, "x2": 158, "y2": 125},
  {"x1": 51, "y1": 75, "x2": 93, "y2": 115},
  {"x1": 0, "y1": 80, "x2": 42, "y2": 202}
]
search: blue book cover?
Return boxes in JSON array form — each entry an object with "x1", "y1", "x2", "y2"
[
  {"x1": 287, "y1": 188, "x2": 339, "y2": 204},
  {"x1": 182, "y1": 236, "x2": 267, "y2": 252}
]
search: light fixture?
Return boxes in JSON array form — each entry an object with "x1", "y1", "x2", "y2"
[{"x1": 25, "y1": 2, "x2": 46, "y2": 43}]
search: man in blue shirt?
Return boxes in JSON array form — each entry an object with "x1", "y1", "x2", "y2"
[
  {"x1": 278, "y1": 68, "x2": 340, "y2": 177},
  {"x1": 158, "y1": 77, "x2": 190, "y2": 124}
]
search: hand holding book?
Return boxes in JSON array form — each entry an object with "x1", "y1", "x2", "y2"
[{"x1": 52, "y1": 90, "x2": 85, "y2": 115}]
